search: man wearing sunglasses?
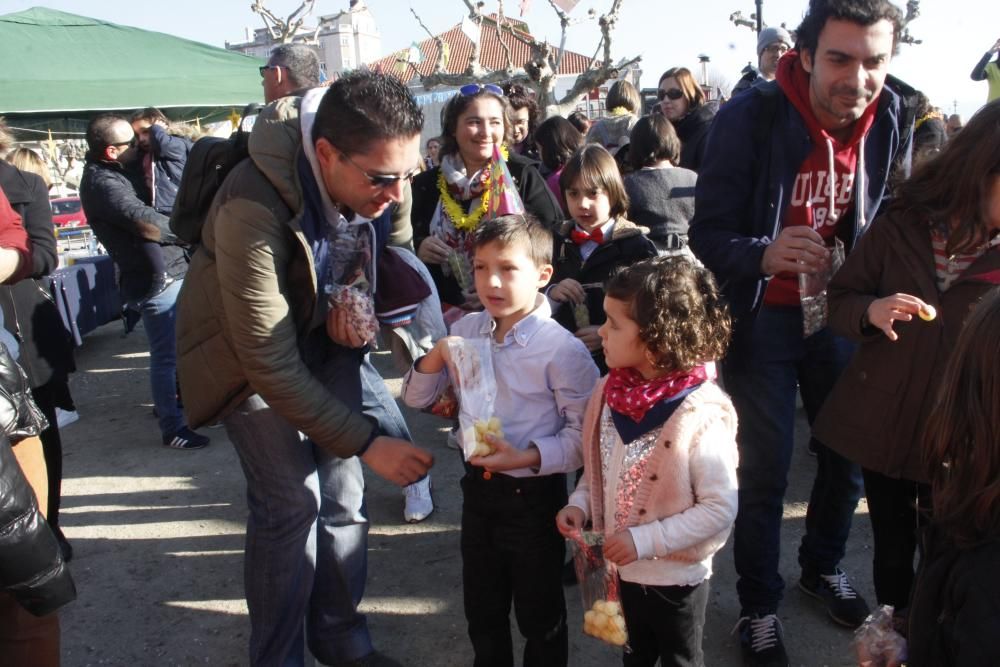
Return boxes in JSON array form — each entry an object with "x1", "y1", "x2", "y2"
[
  {"x1": 80, "y1": 114, "x2": 210, "y2": 451},
  {"x1": 261, "y1": 43, "x2": 321, "y2": 104},
  {"x1": 690, "y1": 1, "x2": 916, "y2": 665},
  {"x1": 176, "y1": 71, "x2": 433, "y2": 667},
  {"x1": 732, "y1": 26, "x2": 793, "y2": 97}
]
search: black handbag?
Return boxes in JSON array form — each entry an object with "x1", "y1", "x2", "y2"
[{"x1": 0, "y1": 341, "x2": 49, "y2": 441}]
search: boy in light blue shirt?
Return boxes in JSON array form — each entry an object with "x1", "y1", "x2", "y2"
[{"x1": 402, "y1": 214, "x2": 598, "y2": 666}]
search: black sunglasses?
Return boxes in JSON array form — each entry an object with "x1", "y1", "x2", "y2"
[
  {"x1": 340, "y1": 151, "x2": 419, "y2": 189},
  {"x1": 460, "y1": 83, "x2": 504, "y2": 97},
  {"x1": 259, "y1": 64, "x2": 282, "y2": 77},
  {"x1": 657, "y1": 88, "x2": 684, "y2": 102}
]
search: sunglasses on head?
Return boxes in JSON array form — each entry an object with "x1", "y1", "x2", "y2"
[
  {"x1": 459, "y1": 83, "x2": 504, "y2": 97},
  {"x1": 658, "y1": 88, "x2": 684, "y2": 102}
]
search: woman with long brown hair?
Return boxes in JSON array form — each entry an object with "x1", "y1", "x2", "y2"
[
  {"x1": 814, "y1": 99, "x2": 1000, "y2": 614},
  {"x1": 906, "y1": 288, "x2": 1000, "y2": 665}
]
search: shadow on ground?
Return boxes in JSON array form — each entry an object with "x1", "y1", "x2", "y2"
[{"x1": 58, "y1": 322, "x2": 870, "y2": 667}]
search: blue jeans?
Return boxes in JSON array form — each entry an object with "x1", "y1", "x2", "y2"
[
  {"x1": 223, "y1": 349, "x2": 374, "y2": 667},
  {"x1": 359, "y1": 355, "x2": 412, "y2": 442},
  {"x1": 724, "y1": 305, "x2": 864, "y2": 616},
  {"x1": 138, "y1": 279, "x2": 183, "y2": 437}
]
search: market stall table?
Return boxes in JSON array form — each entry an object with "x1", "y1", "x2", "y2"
[{"x1": 49, "y1": 255, "x2": 121, "y2": 346}]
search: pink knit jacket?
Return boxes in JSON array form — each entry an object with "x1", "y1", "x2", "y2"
[{"x1": 578, "y1": 377, "x2": 738, "y2": 565}]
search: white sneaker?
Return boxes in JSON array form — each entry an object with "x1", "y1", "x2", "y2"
[{"x1": 403, "y1": 475, "x2": 433, "y2": 523}]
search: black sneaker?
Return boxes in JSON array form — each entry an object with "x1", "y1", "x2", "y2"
[
  {"x1": 798, "y1": 567, "x2": 871, "y2": 628},
  {"x1": 163, "y1": 426, "x2": 210, "y2": 450},
  {"x1": 734, "y1": 614, "x2": 789, "y2": 667}
]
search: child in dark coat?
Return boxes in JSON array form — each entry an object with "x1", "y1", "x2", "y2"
[{"x1": 547, "y1": 145, "x2": 656, "y2": 372}]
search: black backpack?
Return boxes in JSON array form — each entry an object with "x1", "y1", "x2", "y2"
[{"x1": 169, "y1": 104, "x2": 260, "y2": 244}]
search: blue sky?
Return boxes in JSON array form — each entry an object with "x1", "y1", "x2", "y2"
[{"x1": 4, "y1": 1, "x2": 993, "y2": 120}]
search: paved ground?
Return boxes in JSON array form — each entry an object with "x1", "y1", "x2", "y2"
[{"x1": 57, "y1": 321, "x2": 872, "y2": 666}]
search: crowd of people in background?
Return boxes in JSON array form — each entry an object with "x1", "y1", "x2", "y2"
[{"x1": 2, "y1": 1, "x2": 1000, "y2": 666}]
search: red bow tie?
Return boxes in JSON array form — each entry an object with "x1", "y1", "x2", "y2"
[{"x1": 570, "y1": 227, "x2": 604, "y2": 246}]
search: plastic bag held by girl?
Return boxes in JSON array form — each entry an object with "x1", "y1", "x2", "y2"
[
  {"x1": 444, "y1": 337, "x2": 504, "y2": 461},
  {"x1": 570, "y1": 531, "x2": 630, "y2": 649}
]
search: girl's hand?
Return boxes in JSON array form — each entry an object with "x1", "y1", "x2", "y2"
[
  {"x1": 417, "y1": 235, "x2": 452, "y2": 265},
  {"x1": 468, "y1": 434, "x2": 540, "y2": 472},
  {"x1": 865, "y1": 293, "x2": 930, "y2": 341},
  {"x1": 549, "y1": 278, "x2": 586, "y2": 304},
  {"x1": 603, "y1": 530, "x2": 638, "y2": 566},
  {"x1": 575, "y1": 325, "x2": 602, "y2": 352},
  {"x1": 326, "y1": 307, "x2": 367, "y2": 348},
  {"x1": 556, "y1": 506, "x2": 586, "y2": 539}
]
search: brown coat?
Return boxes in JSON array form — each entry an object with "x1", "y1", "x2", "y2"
[
  {"x1": 175, "y1": 96, "x2": 411, "y2": 457},
  {"x1": 814, "y1": 212, "x2": 1000, "y2": 481}
]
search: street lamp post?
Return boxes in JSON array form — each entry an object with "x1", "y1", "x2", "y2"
[{"x1": 755, "y1": 0, "x2": 763, "y2": 33}]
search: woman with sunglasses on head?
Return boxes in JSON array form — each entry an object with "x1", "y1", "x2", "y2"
[
  {"x1": 657, "y1": 67, "x2": 720, "y2": 172},
  {"x1": 412, "y1": 83, "x2": 562, "y2": 313}
]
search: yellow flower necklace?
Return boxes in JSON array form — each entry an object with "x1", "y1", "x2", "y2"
[{"x1": 437, "y1": 145, "x2": 509, "y2": 232}]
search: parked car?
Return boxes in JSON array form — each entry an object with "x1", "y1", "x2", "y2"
[{"x1": 50, "y1": 196, "x2": 87, "y2": 228}]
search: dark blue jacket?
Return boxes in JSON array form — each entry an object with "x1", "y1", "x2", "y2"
[
  {"x1": 688, "y1": 77, "x2": 916, "y2": 335},
  {"x1": 148, "y1": 124, "x2": 192, "y2": 215}
]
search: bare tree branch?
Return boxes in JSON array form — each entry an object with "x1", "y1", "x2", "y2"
[
  {"x1": 250, "y1": 0, "x2": 318, "y2": 44},
  {"x1": 899, "y1": 0, "x2": 922, "y2": 45},
  {"x1": 410, "y1": 6, "x2": 449, "y2": 75},
  {"x1": 408, "y1": 0, "x2": 639, "y2": 120},
  {"x1": 494, "y1": 0, "x2": 516, "y2": 72}
]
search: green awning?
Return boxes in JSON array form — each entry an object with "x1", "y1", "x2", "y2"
[{"x1": 0, "y1": 7, "x2": 265, "y2": 135}]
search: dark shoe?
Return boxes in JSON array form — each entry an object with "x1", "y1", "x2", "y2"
[
  {"x1": 163, "y1": 426, "x2": 210, "y2": 450},
  {"x1": 734, "y1": 614, "x2": 789, "y2": 667},
  {"x1": 799, "y1": 567, "x2": 871, "y2": 628}
]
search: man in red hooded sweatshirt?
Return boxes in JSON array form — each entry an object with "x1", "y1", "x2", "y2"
[{"x1": 688, "y1": 1, "x2": 916, "y2": 666}]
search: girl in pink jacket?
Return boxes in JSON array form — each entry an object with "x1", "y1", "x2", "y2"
[{"x1": 556, "y1": 256, "x2": 739, "y2": 667}]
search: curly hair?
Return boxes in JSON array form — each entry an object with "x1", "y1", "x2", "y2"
[{"x1": 605, "y1": 257, "x2": 731, "y2": 372}]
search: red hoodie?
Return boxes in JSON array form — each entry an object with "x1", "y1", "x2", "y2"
[
  {"x1": 0, "y1": 188, "x2": 31, "y2": 284},
  {"x1": 765, "y1": 52, "x2": 878, "y2": 306}
]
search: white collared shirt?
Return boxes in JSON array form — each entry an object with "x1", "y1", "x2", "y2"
[{"x1": 402, "y1": 296, "x2": 600, "y2": 477}]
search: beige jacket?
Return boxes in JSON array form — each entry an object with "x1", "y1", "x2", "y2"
[{"x1": 175, "y1": 96, "x2": 410, "y2": 457}]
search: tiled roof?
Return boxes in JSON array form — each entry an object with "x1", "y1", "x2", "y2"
[{"x1": 371, "y1": 13, "x2": 593, "y2": 83}]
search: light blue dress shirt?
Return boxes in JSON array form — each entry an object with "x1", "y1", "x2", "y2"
[{"x1": 402, "y1": 296, "x2": 600, "y2": 478}]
